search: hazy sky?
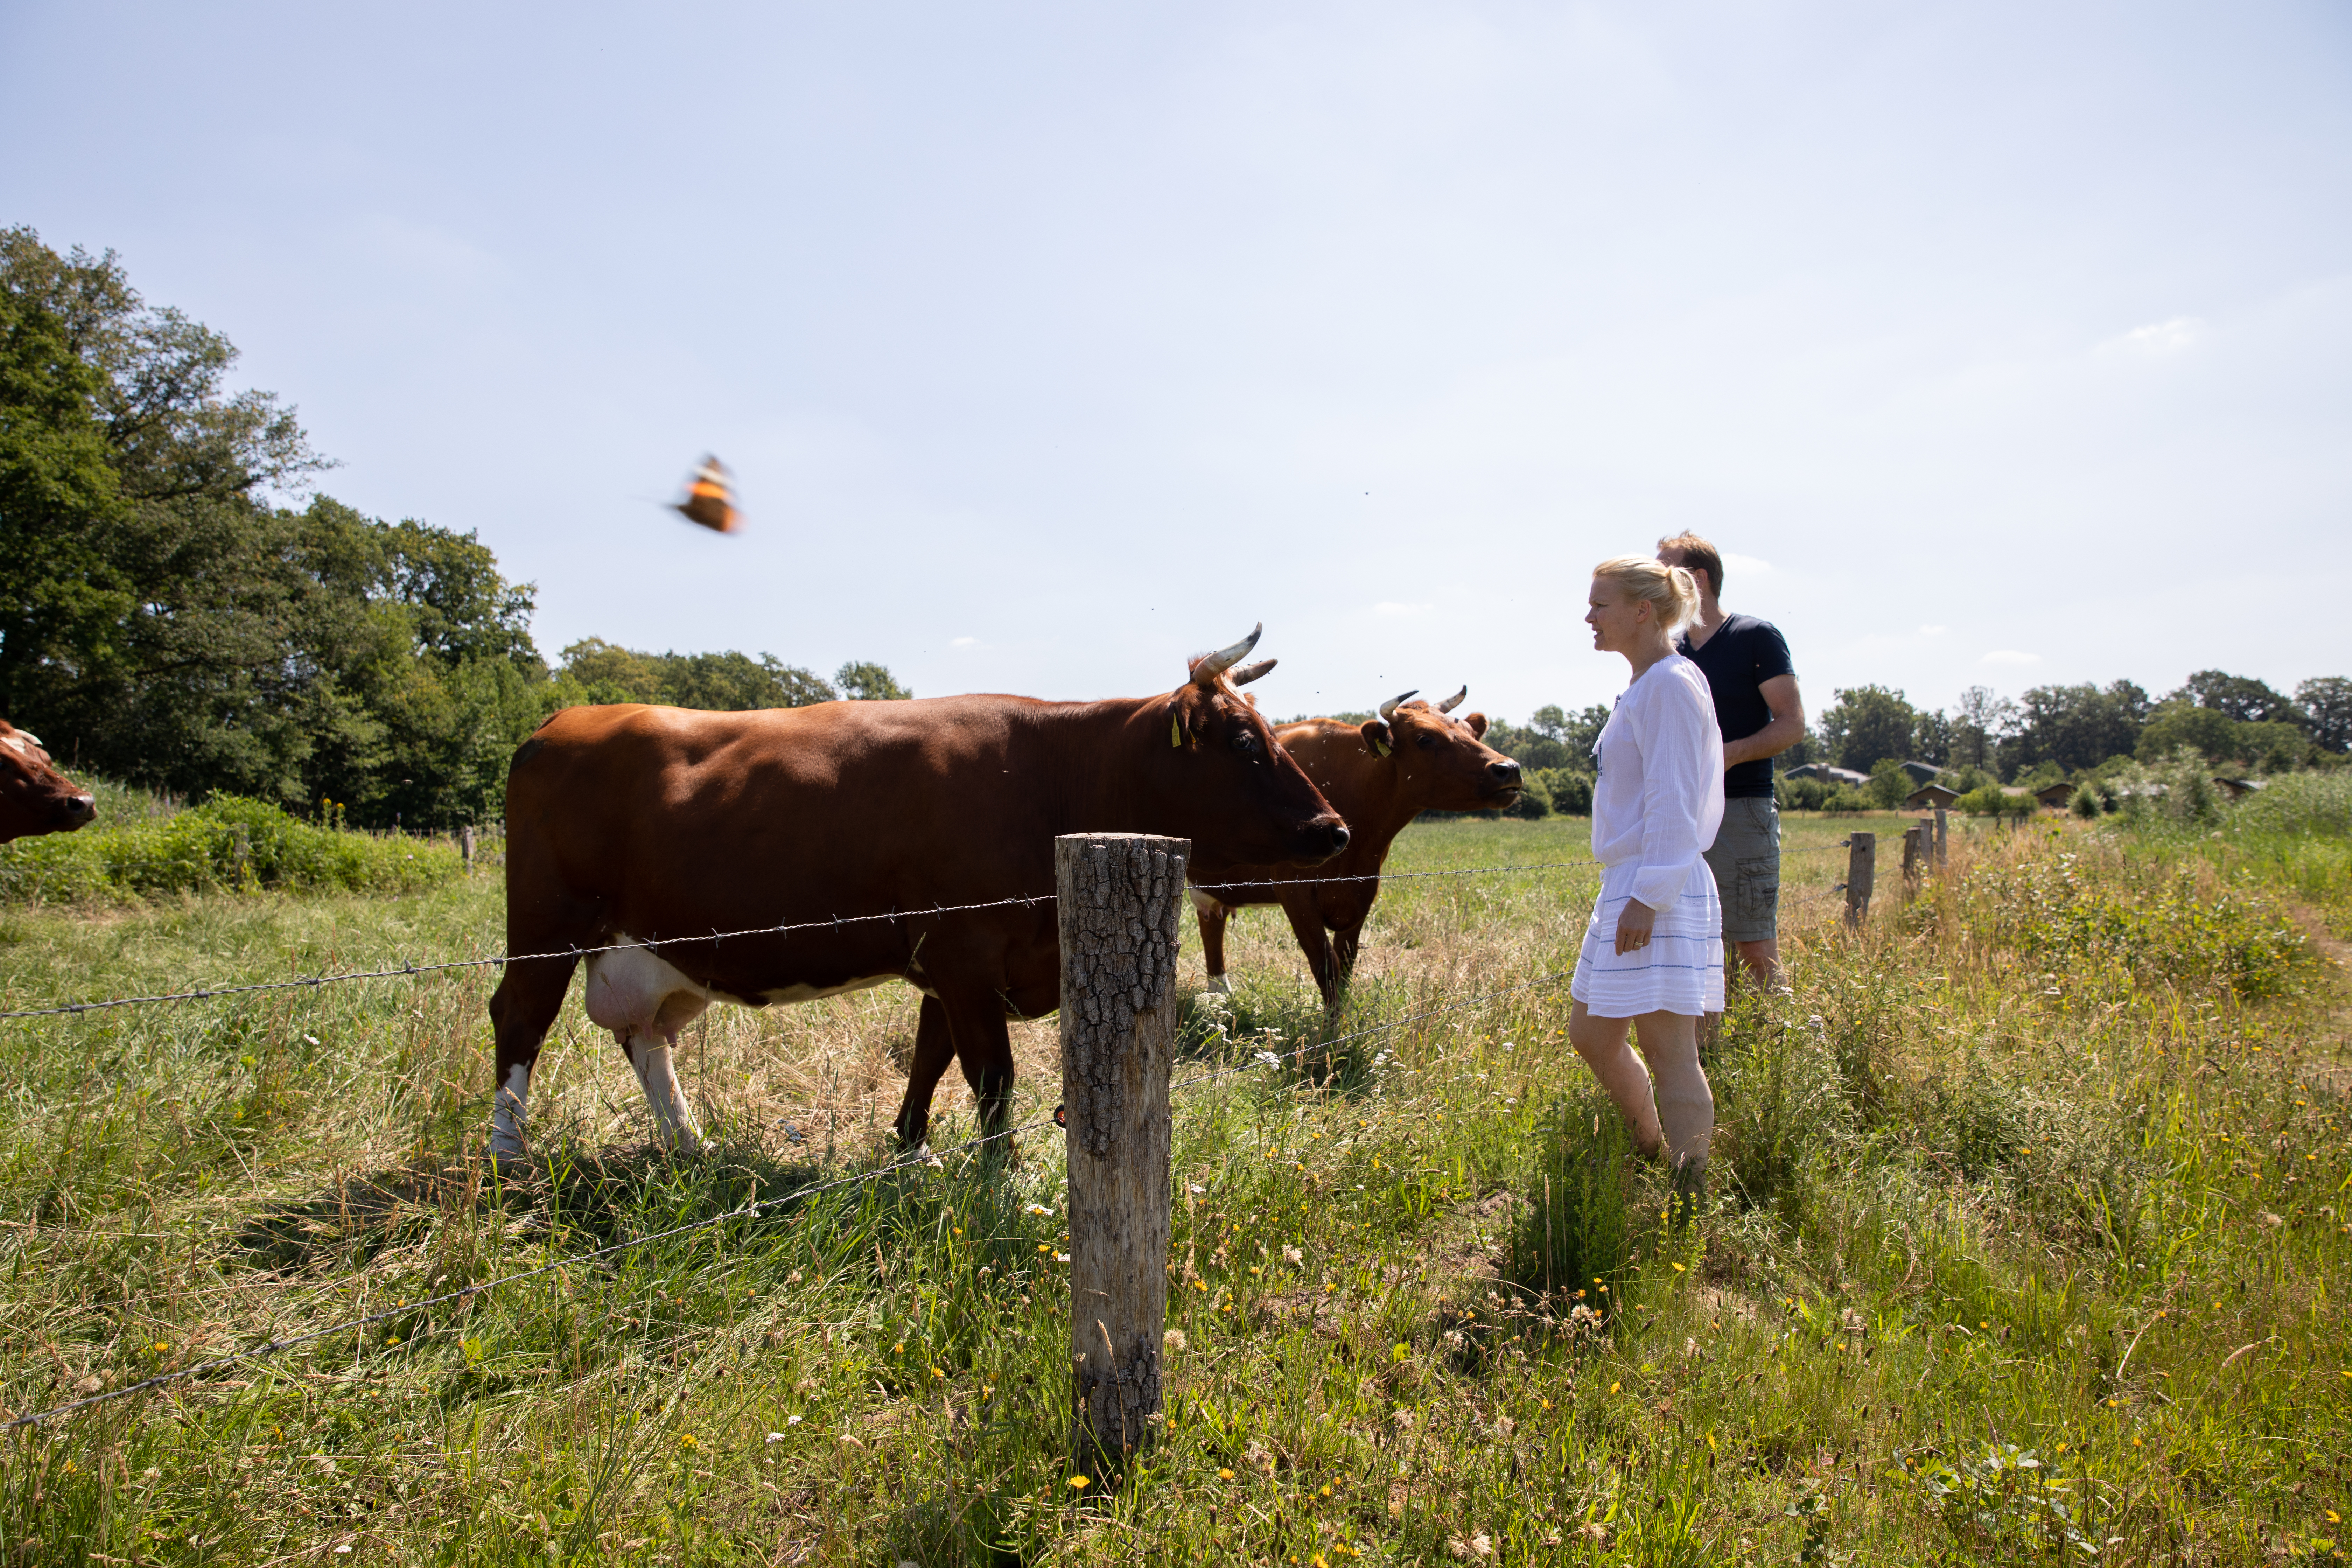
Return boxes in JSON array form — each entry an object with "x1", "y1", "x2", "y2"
[{"x1": 6, "y1": 1, "x2": 2347, "y2": 723}]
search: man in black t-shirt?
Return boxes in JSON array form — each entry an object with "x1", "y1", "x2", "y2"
[{"x1": 1657, "y1": 533, "x2": 1805, "y2": 990}]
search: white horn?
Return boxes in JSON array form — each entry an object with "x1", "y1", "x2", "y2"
[
  {"x1": 1230, "y1": 657, "x2": 1277, "y2": 687},
  {"x1": 1193, "y1": 623, "x2": 1263, "y2": 685},
  {"x1": 1377, "y1": 689, "x2": 1419, "y2": 722},
  {"x1": 1437, "y1": 686, "x2": 1467, "y2": 714}
]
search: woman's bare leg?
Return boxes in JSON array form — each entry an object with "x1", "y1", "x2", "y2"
[
  {"x1": 1630, "y1": 1009, "x2": 1714, "y2": 1174},
  {"x1": 1568, "y1": 1001, "x2": 1663, "y2": 1158}
]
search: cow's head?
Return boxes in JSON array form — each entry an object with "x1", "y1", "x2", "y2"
[
  {"x1": 1356, "y1": 686, "x2": 1522, "y2": 811},
  {"x1": 0, "y1": 722, "x2": 97, "y2": 844},
  {"x1": 1155, "y1": 625, "x2": 1350, "y2": 864}
]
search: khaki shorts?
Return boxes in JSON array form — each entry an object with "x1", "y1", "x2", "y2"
[{"x1": 1703, "y1": 796, "x2": 1780, "y2": 944}]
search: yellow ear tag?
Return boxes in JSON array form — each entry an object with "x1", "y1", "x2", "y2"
[
  {"x1": 1172, "y1": 714, "x2": 1185, "y2": 749},
  {"x1": 1372, "y1": 736, "x2": 1391, "y2": 758}
]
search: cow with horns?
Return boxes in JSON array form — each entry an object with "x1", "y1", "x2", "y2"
[
  {"x1": 487, "y1": 626, "x2": 1349, "y2": 1162},
  {"x1": 1187, "y1": 687, "x2": 1521, "y2": 1007},
  {"x1": 0, "y1": 721, "x2": 97, "y2": 844}
]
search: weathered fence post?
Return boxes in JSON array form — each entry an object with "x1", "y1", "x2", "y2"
[
  {"x1": 1934, "y1": 806, "x2": 1949, "y2": 868},
  {"x1": 1842, "y1": 831, "x2": 1876, "y2": 928},
  {"x1": 462, "y1": 825, "x2": 477, "y2": 873},
  {"x1": 1057, "y1": 831, "x2": 1189, "y2": 1480},
  {"x1": 231, "y1": 823, "x2": 252, "y2": 886},
  {"x1": 1902, "y1": 824, "x2": 1924, "y2": 892}
]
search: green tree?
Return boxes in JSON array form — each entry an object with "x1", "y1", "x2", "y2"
[
  {"x1": 2001, "y1": 681, "x2": 2148, "y2": 777},
  {"x1": 1818, "y1": 685, "x2": 1917, "y2": 774},
  {"x1": 2169, "y1": 670, "x2": 2301, "y2": 725},
  {"x1": 836, "y1": 661, "x2": 912, "y2": 701},
  {"x1": 2297, "y1": 677, "x2": 2351, "y2": 753},
  {"x1": 1866, "y1": 758, "x2": 1911, "y2": 809}
]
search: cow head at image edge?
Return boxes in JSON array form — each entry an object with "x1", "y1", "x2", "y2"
[
  {"x1": 0, "y1": 721, "x2": 97, "y2": 844},
  {"x1": 1160, "y1": 624, "x2": 1350, "y2": 864}
]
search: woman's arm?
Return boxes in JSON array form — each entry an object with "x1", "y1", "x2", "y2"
[{"x1": 1627, "y1": 677, "x2": 1717, "y2": 915}]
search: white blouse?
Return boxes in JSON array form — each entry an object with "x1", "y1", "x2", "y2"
[{"x1": 1589, "y1": 652, "x2": 1725, "y2": 912}]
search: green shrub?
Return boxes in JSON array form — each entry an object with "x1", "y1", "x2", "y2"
[
  {"x1": 2068, "y1": 784, "x2": 2100, "y2": 820},
  {"x1": 1956, "y1": 784, "x2": 2036, "y2": 821},
  {"x1": 1777, "y1": 775, "x2": 1828, "y2": 811},
  {"x1": 1823, "y1": 785, "x2": 1875, "y2": 814},
  {"x1": 1532, "y1": 768, "x2": 1592, "y2": 816},
  {"x1": 1505, "y1": 773, "x2": 1552, "y2": 820},
  {"x1": 1866, "y1": 759, "x2": 1911, "y2": 809},
  {"x1": 2225, "y1": 769, "x2": 2352, "y2": 838},
  {"x1": 1506, "y1": 1092, "x2": 1634, "y2": 1301},
  {"x1": 0, "y1": 795, "x2": 465, "y2": 905}
]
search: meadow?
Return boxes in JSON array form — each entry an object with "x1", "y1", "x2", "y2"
[{"x1": 0, "y1": 800, "x2": 2344, "y2": 1565}]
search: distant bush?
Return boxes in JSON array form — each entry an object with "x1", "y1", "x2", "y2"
[
  {"x1": 2222, "y1": 769, "x2": 2352, "y2": 839},
  {"x1": 1533, "y1": 768, "x2": 1592, "y2": 816},
  {"x1": 1778, "y1": 776, "x2": 1829, "y2": 812},
  {"x1": 1957, "y1": 785, "x2": 2037, "y2": 821},
  {"x1": 2069, "y1": 784, "x2": 2101, "y2": 820},
  {"x1": 0, "y1": 795, "x2": 464, "y2": 905},
  {"x1": 1823, "y1": 786, "x2": 1875, "y2": 814}
]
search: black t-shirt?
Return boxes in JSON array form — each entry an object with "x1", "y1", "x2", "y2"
[{"x1": 1676, "y1": 613, "x2": 1795, "y2": 798}]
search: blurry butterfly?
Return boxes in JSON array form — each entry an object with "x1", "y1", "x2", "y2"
[{"x1": 672, "y1": 455, "x2": 741, "y2": 533}]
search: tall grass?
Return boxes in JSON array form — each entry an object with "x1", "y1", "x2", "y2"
[
  {"x1": 0, "y1": 794, "x2": 463, "y2": 906},
  {"x1": 0, "y1": 810, "x2": 2344, "y2": 1563}
]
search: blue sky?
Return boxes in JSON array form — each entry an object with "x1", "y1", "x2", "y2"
[{"x1": 5, "y1": 1, "x2": 2347, "y2": 723}]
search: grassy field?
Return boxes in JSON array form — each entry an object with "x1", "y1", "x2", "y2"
[{"x1": 0, "y1": 805, "x2": 2345, "y2": 1565}]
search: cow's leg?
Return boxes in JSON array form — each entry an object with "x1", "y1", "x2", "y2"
[
  {"x1": 488, "y1": 952, "x2": 581, "y2": 1165},
  {"x1": 1190, "y1": 888, "x2": 1233, "y2": 994},
  {"x1": 622, "y1": 1029, "x2": 706, "y2": 1153},
  {"x1": 1331, "y1": 918, "x2": 1367, "y2": 991},
  {"x1": 892, "y1": 994, "x2": 957, "y2": 1149},
  {"x1": 1277, "y1": 890, "x2": 1341, "y2": 1010},
  {"x1": 946, "y1": 992, "x2": 1018, "y2": 1142}
]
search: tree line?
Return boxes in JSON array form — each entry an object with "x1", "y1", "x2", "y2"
[{"x1": 1, "y1": 229, "x2": 906, "y2": 830}]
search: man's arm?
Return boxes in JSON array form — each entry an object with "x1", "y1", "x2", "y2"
[{"x1": 1724, "y1": 673, "x2": 1804, "y2": 769}]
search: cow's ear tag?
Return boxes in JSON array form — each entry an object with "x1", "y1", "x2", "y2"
[
  {"x1": 1171, "y1": 714, "x2": 1185, "y2": 749},
  {"x1": 1372, "y1": 738, "x2": 1391, "y2": 757}
]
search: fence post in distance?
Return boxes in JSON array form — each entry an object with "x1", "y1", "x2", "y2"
[
  {"x1": 1902, "y1": 824, "x2": 1924, "y2": 894},
  {"x1": 1934, "y1": 807, "x2": 1948, "y2": 868},
  {"x1": 1057, "y1": 831, "x2": 1189, "y2": 1482},
  {"x1": 1844, "y1": 831, "x2": 1875, "y2": 929},
  {"x1": 462, "y1": 825, "x2": 477, "y2": 872}
]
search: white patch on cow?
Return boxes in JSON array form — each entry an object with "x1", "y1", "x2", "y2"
[
  {"x1": 490, "y1": 1062, "x2": 530, "y2": 1160},
  {"x1": 759, "y1": 974, "x2": 898, "y2": 1005},
  {"x1": 1204, "y1": 973, "x2": 1232, "y2": 995},
  {"x1": 1188, "y1": 888, "x2": 1225, "y2": 917},
  {"x1": 629, "y1": 1038, "x2": 704, "y2": 1151},
  {"x1": 0, "y1": 735, "x2": 24, "y2": 756},
  {"x1": 584, "y1": 936, "x2": 716, "y2": 1037}
]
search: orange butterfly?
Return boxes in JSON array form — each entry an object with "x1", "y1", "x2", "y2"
[{"x1": 673, "y1": 455, "x2": 741, "y2": 533}]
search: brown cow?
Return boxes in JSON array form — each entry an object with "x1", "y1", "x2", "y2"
[
  {"x1": 1188, "y1": 687, "x2": 1520, "y2": 1007},
  {"x1": 0, "y1": 721, "x2": 97, "y2": 844},
  {"x1": 486, "y1": 628, "x2": 1349, "y2": 1162}
]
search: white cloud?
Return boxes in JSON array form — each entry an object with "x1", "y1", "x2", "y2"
[
  {"x1": 951, "y1": 636, "x2": 978, "y2": 648},
  {"x1": 1722, "y1": 552, "x2": 1774, "y2": 577},
  {"x1": 2102, "y1": 316, "x2": 2206, "y2": 356},
  {"x1": 1980, "y1": 649, "x2": 2041, "y2": 667},
  {"x1": 1918, "y1": 624, "x2": 1948, "y2": 636},
  {"x1": 1372, "y1": 601, "x2": 1433, "y2": 617}
]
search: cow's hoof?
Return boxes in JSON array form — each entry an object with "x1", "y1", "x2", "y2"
[
  {"x1": 487, "y1": 1129, "x2": 530, "y2": 1173},
  {"x1": 1204, "y1": 974, "x2": 1232, "y2": 996}
]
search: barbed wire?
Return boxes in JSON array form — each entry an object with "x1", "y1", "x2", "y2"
[{"x1": 0, "y1": 959, "x2": 1566, "y2": 1431}]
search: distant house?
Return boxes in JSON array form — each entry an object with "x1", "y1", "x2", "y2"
[
  {"x1": 1785, "y1": 762, "x2": 1869, "y2": 788},
  {"x1": 2213, "y1": 776, "x2": 2268, "y2": 801},
  {"x1": 1898, "y1": 761, "x2": 1941, "y2": 787},
  {"x1": 2032, "y1": 780, "x2": 2076, "y2": 808},
  {"x1": 1904, "y1": 782, "x2": 1960, "y2": 811}
]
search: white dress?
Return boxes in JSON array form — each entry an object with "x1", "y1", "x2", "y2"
[{"x1": 1569, "y1": 652, "x2": 1727, "y2": 1017}]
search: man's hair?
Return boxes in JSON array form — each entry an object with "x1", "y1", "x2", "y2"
[{"x1": 1655, "y1": 532, "x2": 1723, "y2": 598}]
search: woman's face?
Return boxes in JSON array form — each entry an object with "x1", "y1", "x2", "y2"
[{"x1": 1585, "y1": 576, "x2": 1651, "y2": 653}]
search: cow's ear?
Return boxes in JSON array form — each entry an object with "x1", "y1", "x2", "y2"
[
  {"x1": 1463, "y1": 712, "x2": 1489, "y2": 740},
  {"x1": 1359, "y1": 718, "x2": 1394, "y2": 758}
]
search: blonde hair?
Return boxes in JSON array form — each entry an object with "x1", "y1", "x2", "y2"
[{"x1": 1593, "y1": 554, "x2": 1700, "y2": 635}]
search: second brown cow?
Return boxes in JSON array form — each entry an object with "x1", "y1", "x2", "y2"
[{"x1": 1188, "y1": 688, "x2": 1521, "y2": 1006}]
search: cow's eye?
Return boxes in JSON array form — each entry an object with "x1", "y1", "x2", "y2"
[
  {"x1": 1415, "y1": 732, "x2": 1439, "y2": 750},
  {"x1": 1233, "y1": 728, "x2": 1260, "y2": 756}
]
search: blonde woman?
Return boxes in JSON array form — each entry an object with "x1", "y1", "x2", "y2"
[{"x1": 1569, "y1": 555, "x2": 1726, "y2": 1201}]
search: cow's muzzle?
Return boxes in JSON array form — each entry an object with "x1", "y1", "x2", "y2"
[
  {"x1": 56, "y1": 793, "x2": 95, "y2": 831},
  {"x1": 1294, "y1": 817, "x2": 1350, "y2": 862}
]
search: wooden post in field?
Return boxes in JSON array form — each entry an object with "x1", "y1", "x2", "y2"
[
  {"x1": 1842, "y1": 831, "x2": 1876, "y2": 928},
  {"x1": 1933, "y1": 807, "x2": 1949, "y2": 868},
  {"x1": 1902, "y1": 824, "x2": 1924, "y2": 894},
  {"x1": 462, "y1": 825, "x2": 477, "y2": 873},
  {"x1": 1057, "y1": 832, "x2": 1189, "y2": 1479}
]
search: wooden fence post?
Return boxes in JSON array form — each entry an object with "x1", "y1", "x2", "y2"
[
  {"x1": 1902, "y1": 824, "x2": 1924, "y2": 892},
  {"x1": 1842, "y1": 831, "x2": 1875, "y2": 928},
  {"x1": 462, "y1": 825, "x2": 477, "y2": 873},
  {"x1": 1057, "y1": 832, "x2": 1189, "y2": 1480},
  {"x1": 1934, "y1": 807, "x2": 1949, "y2": 868}
]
